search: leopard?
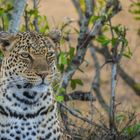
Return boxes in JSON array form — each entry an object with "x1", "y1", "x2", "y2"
[{"x1": 0, "y1": 30, "x2": 68, "y2": 140}]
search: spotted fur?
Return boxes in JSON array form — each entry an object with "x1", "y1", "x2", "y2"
[{"x1": 0, "y1": 31, "x2": 67, "y2": 140}]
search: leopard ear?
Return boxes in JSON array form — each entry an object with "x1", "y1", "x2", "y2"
[
  {"x1": 48, "y1": 29, "x2": 62, "y2": 44},
  {"x1": 0, "y1": 31, "x2": 17, "y2": 52}
]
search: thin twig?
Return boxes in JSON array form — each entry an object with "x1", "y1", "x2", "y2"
[
  {"x1": 1, "y1": 17, "x2": 5, "y2": 31},
  {"x1": 24, "y1": 7, "x2": 30, "y2": 31},
  {"x1": 109, "y1": 18, "x2": 118, "y2": 137},
  {"x1": 90, "y1": 44, "x2": 110, "y2": 113},
  {"x1": 33, "y1": 0, "x2": 40, "y2": 32},
  {"x1": 59, "y1": 102, "x2": 108, "y2": 131},
  {"x1": 64, "y1": 91, "x2": 96, "y2": 102}
]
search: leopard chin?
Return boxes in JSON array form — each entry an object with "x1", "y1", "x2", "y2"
[{"x1": 30, "y1": 83, "x2": 50, "y2": 93}]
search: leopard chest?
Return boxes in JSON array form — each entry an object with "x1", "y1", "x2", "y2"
[
  {"x1": 0, "y1": 112, "x2": 61, "y2": 140},
  {"x1": 0, "y1": 85, "x2": 62, "y2": 140}
]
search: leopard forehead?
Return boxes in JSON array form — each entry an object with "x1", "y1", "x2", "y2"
[{"x1": 15, "y1": 32, "x2": 56, "y2": 54}]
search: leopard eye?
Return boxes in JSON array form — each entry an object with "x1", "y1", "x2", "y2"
[
  {"x1": 47, "y1": 52, "x2": 55, "y2": 57},
  {"x1": 20, "y1": 52, "x2": 30, "y2": 59}
]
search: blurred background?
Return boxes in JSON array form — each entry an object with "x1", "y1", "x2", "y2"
[
  {"x1": 1, "y1": 0, "x2": 140, "y2": 139},
  {"x1": 36, "y1": 0, "x2": 140, "y2": 112}
]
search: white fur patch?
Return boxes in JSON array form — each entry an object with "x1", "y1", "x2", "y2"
[{"x1": 30, "y1": 84, "x2": 49, "y2": 93}]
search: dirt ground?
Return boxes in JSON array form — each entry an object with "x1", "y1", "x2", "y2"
[{"x1": 33, "y1": 0, "x2": 140, "y2": 114}]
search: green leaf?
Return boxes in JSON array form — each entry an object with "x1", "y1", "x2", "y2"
[
  {"x1": 115, "y1": 114, "x2": 126, "y2": 123},
  {"x1": 89, "y1": 16, "x2": 100, "y2": 25},
  {"x1": 58, "y1": 52, "x2": 67, "y2": 65},
  {"x1": 133, "y1": 83, "x2": 140, "y2": 91},
  {"x1": 102, "y1": 25, "x2": 109, "y2": 32},
  {"x1": 74, "y1": 79, "x2": 83, "y2": 85},
  {"x1": 0, "y1": 50, "x2": 4, "y2": 58},
  {"x1": 96, "y1": 35, "x2": 111, "y2": 46},
  {"x1": 123, "y1": 124, "x2": 140, "y2": 136},
  {"x1": 28, "y1": 9, "x2": 39, "y2": 17},
  {"x1": 57, "y1": 87, "x2": 65, "y2": 95},
  {"x1": 133, "y1": 123, "x2": 140, "y2": 134},
  {"x1": 123, "y1": 47, "x2": 132, "y2": 59},
  {"x1": 55, "y1": 87, "x2": 65, "y2": 102},
  {"x1": 38, "y1": 15, "x2": 49, "y2": 33},
  {"x1": 134, "y1": 16, "x2": 140, "y2": 20},
  {"x1": 5, "y1": 3, "x2": 13, "y2": 12},
  {"x1": 71, "y1": 79, "x2": 83, "y2": 90},
  {"x1": 56, "y1": 95, "x2": 64, "y2": 102},
  {"x1": 121, "y1": 38, "x2": 128, "y2": 47},
  {"x1": 111, "y1": 38, "x2": 118, "y2": 47},
  {"x1": 123, "y1": 53, "x2": 132, "y2": 59},
  {"x1": 71, "y1": 80, "x2": 76, "y2": 90},
  {"x1": 69, "y1": 47, "x2": 75, "y2": 60},
  {"x1": 79, "y1": 0, "x2": 86, "y2": 13},
  {"x1": 0, "y1": 8, "x2": 4, "y2": 16}
]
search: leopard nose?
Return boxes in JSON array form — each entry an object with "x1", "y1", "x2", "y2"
[{"x1": 36, "y1": 72, "x2": 48, "y2": 80}]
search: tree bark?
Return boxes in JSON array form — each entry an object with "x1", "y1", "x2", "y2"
[{"x1": 8, "y1": 0, "x2": 27, "y2": 33}]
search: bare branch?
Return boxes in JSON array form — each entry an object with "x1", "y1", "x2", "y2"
[
  {"x1": 64, "y1": 91, "x2": 96, "y2": 102},
  {"x1": 33, "y1": 0, "x2": 40, "y2": 32},
  {"x1": 62, "y1": 0, "x2": 121, "y2": 89},
  {"x1": 85, "y1": 0, "x2": 94, "y2": 18},
  {"x1": 59, "y1": 102, "x2": 107, "y2": 131},
  {"x1": 95, "y1": 42, "x2": 140, "y2": 96},
  {"x1": 24, "y1": 7, "x2": 30, "y2": 31},
  {"x1": 8, "y1": 0, "x2": 27, "y2": 33},
  {"x1": 108, "y1": 19, "x2": 117, "y2": 135},
  {"x1": 110, "y1": 62, "x2": 117, "y2": 134},
  {"x1": 70, "y1": 1, "x2": 109, "y2": 113},
  {"x1": 90, "y1": 45, "x2": 109, "y2": 113},
  {"x1": 118, "y1": 65, "x2": 140, "y2": 96}
]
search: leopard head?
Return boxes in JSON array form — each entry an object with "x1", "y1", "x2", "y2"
[{"x1": 0, "y1": 31, "x2": 61, "y2": 92}]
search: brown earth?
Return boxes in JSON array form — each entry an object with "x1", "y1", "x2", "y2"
[{"x1": 28, "y1": 0, "x2": 140, "y2": 115}]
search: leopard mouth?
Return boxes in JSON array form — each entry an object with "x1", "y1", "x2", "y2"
[{"x1": 23, "y1": 78, "x2": 49, "y2": 87}]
